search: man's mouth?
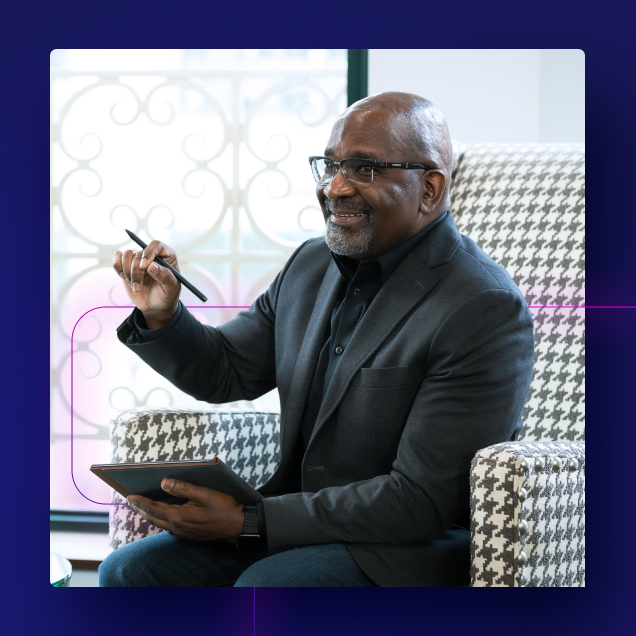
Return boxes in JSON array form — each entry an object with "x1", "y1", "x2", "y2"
[{"x1": 328, "y1": 210, "x2": 369, "y2": 227}]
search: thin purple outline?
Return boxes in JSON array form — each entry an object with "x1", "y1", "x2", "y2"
[
  {"x1": 70, "y1": 302, "x2": 635, "y2": 505},
  {"x1": 71, "y1": 305, "x2": 250, "y2": 505}
]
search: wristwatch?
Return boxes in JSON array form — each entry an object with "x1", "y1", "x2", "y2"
[{"x1": 237, "y1": 505, "x2": 267, "y2": 552}]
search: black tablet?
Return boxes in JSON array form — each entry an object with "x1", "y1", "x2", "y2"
[{"x1": 91, "y1": 457, "x2": 263, "y2": 505}]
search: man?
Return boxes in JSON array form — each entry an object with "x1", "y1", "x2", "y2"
[{"x1": 100, "y1": 92, "x2": 534, "y2": 587}]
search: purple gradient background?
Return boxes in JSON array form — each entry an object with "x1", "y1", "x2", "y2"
[{"x1": 4, "y1": 3, "x2": 632, "y2": 633}]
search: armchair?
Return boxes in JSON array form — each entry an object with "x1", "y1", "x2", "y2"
[
  {"x1": 453, "y1": 142, "x2": 585, "y2": 586},
  {"x1": 108, "y1": 142, "x2": 585, "y2": 587}
]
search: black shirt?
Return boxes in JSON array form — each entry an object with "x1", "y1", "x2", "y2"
[{"x1": 298, "y1": 211, "x2": 449, "y2": 452}]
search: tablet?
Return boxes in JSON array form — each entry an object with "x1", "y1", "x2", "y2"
[{"x1": 90, "y1": 457, "x2": 263, "y2": 505}]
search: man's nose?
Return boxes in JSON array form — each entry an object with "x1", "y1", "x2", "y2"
[{"x1": 324, "y1": 168, "x2": 356, "y2": 198}]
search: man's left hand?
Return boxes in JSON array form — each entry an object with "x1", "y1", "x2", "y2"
[{"x1": 127, "y1": 479, "x2": 245, "y2": 542}]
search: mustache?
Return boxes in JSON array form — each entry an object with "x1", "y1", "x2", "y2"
[{"x1": 324, "y1": 200, "x2": 373, "y2": 217}]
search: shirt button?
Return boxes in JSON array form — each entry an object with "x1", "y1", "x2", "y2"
[
  {"x1": 335, "y1": 346, "x2": 344, "y2": 355},
  {"x1": 353, "y1": 288, "x2": 361, "y2": 296}
]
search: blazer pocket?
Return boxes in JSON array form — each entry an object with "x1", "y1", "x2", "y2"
[{"x1": 351, "y1": 366, "x2": 410, "y2": 389}]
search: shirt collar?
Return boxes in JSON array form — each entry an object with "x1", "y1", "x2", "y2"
[{"x1": 331, "y1": 210, "x2": 449, "y2": 284}]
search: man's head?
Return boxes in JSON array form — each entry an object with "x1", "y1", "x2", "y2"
[{"x1": 317, "y1": 92, "x2": 453, "y2": 260}]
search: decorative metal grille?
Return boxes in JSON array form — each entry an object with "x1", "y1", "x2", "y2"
[{"x1": 50, "y1": 50, "x2": 347, "y2": 509}]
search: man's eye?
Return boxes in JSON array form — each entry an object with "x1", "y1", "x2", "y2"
[{"x1": 357, "y1": 165, "x2": 372, "y2": 173}]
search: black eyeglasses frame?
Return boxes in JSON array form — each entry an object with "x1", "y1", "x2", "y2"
[{"x1": 308, "y1": 156, "x2": 434, "y2": 189}]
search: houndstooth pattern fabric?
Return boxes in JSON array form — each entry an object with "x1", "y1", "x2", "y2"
[
  {"x1": 451, "y1": 144, "x2": 585, "y2": 443},
  {"x1": 108, "y1": 408, "x2": 280, "y2": 550},
  {"x1": 470, "y1": 441, "x2": 585, "y2": 587}
]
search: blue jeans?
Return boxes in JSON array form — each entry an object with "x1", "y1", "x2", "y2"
[{"x1": 98, "y1": 531, "x2": 377, "y2": 587}]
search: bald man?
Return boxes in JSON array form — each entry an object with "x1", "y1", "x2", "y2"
[{"x1": 101, "y1": 92, "x2": 534, "y2": 587}]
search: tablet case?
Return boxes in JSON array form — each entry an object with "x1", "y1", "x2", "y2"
[{"x1": 90, "y1": 457, "x2": 263, "y2": 505}]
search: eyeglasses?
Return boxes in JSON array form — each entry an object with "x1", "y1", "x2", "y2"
[{"x1": 309, "y1": 156, "x2": 433, "y2": 189}]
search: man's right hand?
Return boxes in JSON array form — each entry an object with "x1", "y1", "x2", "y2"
[{"x1": 113, "y1": 240, "x2": 182, "y2": 329}]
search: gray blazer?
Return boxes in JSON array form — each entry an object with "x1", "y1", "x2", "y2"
[{"x1": 118, "y1": 212, "x2": 535, "y2": 586}]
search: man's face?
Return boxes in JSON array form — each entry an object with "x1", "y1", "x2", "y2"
[{"x1": 317, "y1": 108, "x2": 430, "y2": 261}]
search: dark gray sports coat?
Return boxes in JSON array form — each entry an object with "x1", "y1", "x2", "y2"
[{"x1": 118, "y1": 211, "x2": 534, "y2": 586}]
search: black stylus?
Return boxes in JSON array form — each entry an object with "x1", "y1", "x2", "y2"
[{"x1": 125, "y1": 229, "x2": 208, "y2": 303}]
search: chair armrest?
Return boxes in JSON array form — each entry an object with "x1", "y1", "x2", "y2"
[
  {"x1": 470, "y1": 440, "x2": 585, "y2": 587},
  {"x1": 108, "y1": 407, "x2": 280, "y2": 550}
]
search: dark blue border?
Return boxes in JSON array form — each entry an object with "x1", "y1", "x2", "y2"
[{"x1": 3, "y1": 2, "x2": 631, "y2": 633}]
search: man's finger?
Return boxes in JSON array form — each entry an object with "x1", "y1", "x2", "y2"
[
  {"x1": 161, "y1": 478, "x2": 215, "y2": 503},
  {"x1": 140, "y1": 240, "x2": 179, "y2": 272},
  {"x1": 127, "y1": 494, "x2": 162, "y2": 517},
  {"x1": 121, "y1": 250, "x2": 138, "y2": 287},
  {"x1": 127, "y1": 495, "x2": 175, "y2": 529},
  {"x1": 129, "y1": 250, "x2": 146, "y2": 293},
  {"x1": 145, "y1": 261, "x2": 180, "y2": 292},
  {"x1": 112, "y1": 251, "x2": 126, "y2": 279}
]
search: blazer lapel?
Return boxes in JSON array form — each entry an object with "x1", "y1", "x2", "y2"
[
  {"x1": 308, "y1": 212, "x2": 462, "y2": 445},
  {"x1": 281, "y1": 259, "x2": 344, "y2": 460}
]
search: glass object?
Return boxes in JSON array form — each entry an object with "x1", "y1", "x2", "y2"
[
  {"x1": 309, "y1": 156, "x2": 432, "y2": 189},
  {"x1": 50, "y1": 552, "x2": 73, "y2": 587}
]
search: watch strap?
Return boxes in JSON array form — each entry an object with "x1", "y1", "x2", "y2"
[
  {"x1": 237, "y1": 505, "x2": 266, "y2": 553},
  {"x1": 242, "y1": 505, "x2": 259, "y2": 533}
]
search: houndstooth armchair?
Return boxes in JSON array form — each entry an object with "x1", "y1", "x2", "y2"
[{"x1": 108, "y1": 142, "x2": 585, "y2": 587}]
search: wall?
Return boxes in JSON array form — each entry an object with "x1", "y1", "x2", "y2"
[
  {"x1": 368, "y1": 49, "x2": 584, "y2": 144},
  {"x1": 538, "y1": 49, "x2": 585, "y2": 143}
]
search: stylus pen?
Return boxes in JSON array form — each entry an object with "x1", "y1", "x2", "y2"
[{"x1": 125, "y1": 229, "x2": 208, "y2": 303}]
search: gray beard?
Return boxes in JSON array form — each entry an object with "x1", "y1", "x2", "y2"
[{"x1": 324, "y1": 204, "x2": 374, "y2": 257}]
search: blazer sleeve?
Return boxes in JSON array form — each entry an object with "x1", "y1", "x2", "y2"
[
  {"x1": 261, "y1": 288, "x2": 535, "y2": 549},
  {"x1": 116, "y1": 241, "x2": 309, "y2": 403}
]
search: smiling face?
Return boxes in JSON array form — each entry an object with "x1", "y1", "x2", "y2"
[{"x1": 317, "y1": 95, "x2": 450, "y2": 261}]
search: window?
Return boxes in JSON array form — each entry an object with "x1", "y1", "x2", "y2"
[{"x1": 50, "y1": 49, "x2": 347, "y2": 511}]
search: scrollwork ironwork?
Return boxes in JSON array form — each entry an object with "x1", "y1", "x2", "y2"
[{"x1": 50, "y1": 64, "x2": 346, "y2": 480}]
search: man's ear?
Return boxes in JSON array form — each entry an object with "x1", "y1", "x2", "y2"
[{"x1": 419, "y1": 170, "x2": 447, "y2": 214}]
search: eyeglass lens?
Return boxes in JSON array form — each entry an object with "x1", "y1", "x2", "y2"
[{"x1": 311, "y1": 158, "x2": 374, "y2": 188}]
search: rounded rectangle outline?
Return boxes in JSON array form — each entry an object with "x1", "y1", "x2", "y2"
[
  {"x1": 70, "y1": 305, "x2": 251, "y2": 506},
  {"x1": 69, "y1": 303, "x2": 622, "y2": 506}
]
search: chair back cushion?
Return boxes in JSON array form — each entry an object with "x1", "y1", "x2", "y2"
[{"x1": 451, "y1": 144, "x2": 585, "y2": 442}]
